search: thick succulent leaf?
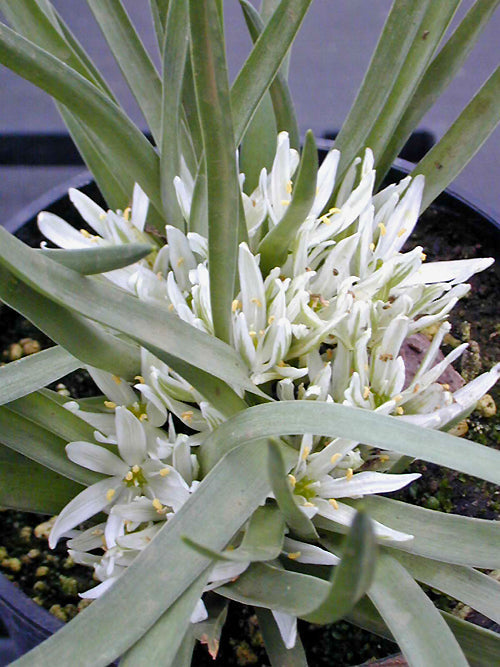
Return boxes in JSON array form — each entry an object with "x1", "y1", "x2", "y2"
[
  {"x1": 0, "y1": 347, "x2": 79, "y2": 406},
  {"x1": 189, "y1": 0, "x2": 241, "y2": 343},
  {"x1": 0, "y1": 264, "x2": 140, "y2": 380},
  {"x1": 11, "y1": 439, "x2": 277, "y2": 666},
  {"x1": 255, "y1": 608, "x2": 308, "y2": 666},
  {"x1": 302, "y1": 511, "x2": 376, "y2": 624},
  {"x1": 239, "y1": 0, "x2": 299, "y2": 149},
  {"x1": 414, "y1": 66, "x2": 500, "y2": 211},
  {"x1": 333, "y1": 0, "x2": 430, "y2": 178},
  {"x1": 184, "y1": 503, "x2": 285, "y2": 562},
  {"x1": 376, "y1": 0, "x2": 500, "y2": 183},
  {"x1": 0, "y1": 228, "x2": 254, "y2": 398},
  {"x1": 0, "y1": 23, "x2": 163, "y2": 217},
  {"x1": 200, "y1": 401, "x2": 500, "y2": 485},
  {"x1": 87, "y1": 0, "x2": 163, "y2": 143},
  {"x1": 119, "y1": 570, "x2": 209, "y2": 667},
  {"x1": 149, "y1": 0, "x2": 170, "y2": 52},
  {"x1": 239, "y1": 92, "x2": 277, "y2": 195},
  {"x1": 267, "y1": 440, "x2": 318, "y2": 541},
  {"x1": 0, "y1": 444, "x2": 86, "y2": 514},
  {"x1": 258, "y1": 130, "x2": 318, "y2": 273},
  {"x1": 391, "y1": 550, "x2": 500, "y2": 625},
  {"x1": 36, "y1": 243, "x2": 153, "y2": 274},
  {"x1": 368, "y1": 551, "x2": 468, "y2": 667},
  {"x1": 230, "y1": 0, "x2": 312, "y2": 146},
  {"x1": 0, "y1": 406, "x2": 101, "y2": 486},
  {"x1": 364, "y1": 2, "x2": 460, "y2": 166},
  {"x1": 351, "y1": 495, "x2": 500, "y2": 568},
  {"x1": 160, "y1": 0, "x2": 189, "y2": 228}
]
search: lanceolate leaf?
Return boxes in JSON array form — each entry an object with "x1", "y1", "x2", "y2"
[
  {"x1": 199, "y1": 400, "x2": 500, "y2": 485},
  {"x1": 12, "y1": 439, "x2": 276, "y2": 666},
  {"x1": 239, "y1": 0, "x2": 300, "y2": 149},
  {"x1": 189, "y1": 0, "x2": 241, "y2": 344},
  {"x1": 368, "y1": 551, "x2": 468, "y2": 667},
  {"x1": 414, "y1": 66, "x2": 500, "y2": 212},
  {"x1": 258, "y1": 130, "x2": 318, "y2": 273},
  {"x1": 36, "y1": 243, "x2": 153, "y2": 274},
  {"x1": 231, "y1": 0, "x2": 313, "y2": 146},
  {"x1": 0, "y1": 445, "x2": 86, "y2": 514},
  {"x1": 0, "y1": 23, "x2": 163, "y2": 217},
  {"x1": 255, "y1": 608, "x2": 308, "y2": 667},
  {"x1": 87, "y1": 0, "x2": 163, "y2": 143},
  {"x1": 0, "y1": 347, "x2": 79, "y2": 406}
]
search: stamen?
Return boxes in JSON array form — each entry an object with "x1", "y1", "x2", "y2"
[
  {"x1": 363, "y1": 386, "x2": 370, "y2": 399},
  {"x1": 302, "y1": 501, "x2": 315, "y2": 507},
  {"x1": 346, "y1": 468, "x2": 354, "y2": 480},
  {"x1": 286, "y1": 180, "x2": 293, "y2": 194},
  {"x1": 99, "y1": 213, "x2": 106, "y2": 221},
  {"x1": 132, "y1": 465, "x2": 140, "y2": 474},
  {"x1": 176, "y1": 257, "x2": 185, "y2": 267},
  {"x1": 123, "y1": 207, "x2": 131, "y2": 221},
  {"x1": 112, "y1": 375, "x2": 122, "y2": 385},
  {"x1": 250, "y1": 297, "x2": 262, "y2": 307},
  {"x1": 106, "y1": 489, "x2": 116, "y2": 502},
  {"x1": 379, "y1": 454, "x2": 390, "y2": 463},
  {"x1": 393, "y1": 394, "x2": 403, "y2": 402},
  {"x1": 181, "y1": 410, "x2": 194, "y2": 423},
  {"x1": 301, "y1": 447, "x2": 311, "y2": 461},
  {"x1": 421, "y1": 252, "x2": 427, "y2": 261},
  {"x1": 139, "y1": 413, "x2": 148, "y2": 421},
  {"x1": 287, "y1": 551, "x2": 301, "y2": 560},
  {"x1": 378, "y1": 222, "x2": 387, "y2": 236},
  {"x1": 168, "y1": 304, "x2": 175, "y2": 312},
  {"x1": 125, "y1": 471, "x2": 133, "y2": 481},
  {"x1": 288, "y1": 474, "x2": 296, "y2": 488},
  {"x1": 328, "y1": 498, "x2": 339, "y2": 509},
  {"x1": 396, "y1": 406, "x2": 404, "y2": 415},
  {"x1": 231, "y1": 299, "x2": 241, "y2": 312},
  {"x1": 80, "y1": 229, "x2": 92, "y2": 238},
  {"x1": 152, "y1": 498, "x2": 163, "y2": 512},
  {"x1": 268, "y1": 315, "x2": 276, "y2": 325},
  {"x1": 159, "y1": 467, "x2": 170, "y2": 477},
  {"x1": 397, "y1": 228, "x2": 407, "y2": 238},
  {"x1": 104, "y1": 401, "x2": 117, "y2": 409},
  {"x1": 134, "y1": 375, "x2": 145, "y2": 383},
  {"x1": 280, "y1": 200, "x2": 290, "y2": 206},
  {"x1": 330, "y1": 453, "x2": 342, "y2": 465},
  {"x1": 369, "y1": 242, "x2": 375, "y2": 252}
]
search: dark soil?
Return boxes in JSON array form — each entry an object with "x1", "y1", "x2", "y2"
[{"x1": 0, "y1": 185, "x2": 498, "y2": 666}]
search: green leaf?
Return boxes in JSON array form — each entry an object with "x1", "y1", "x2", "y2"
[
  {"x1": 199, "y1": 400, "x2": 500, "y2": 485},
  {"x1": 160, "y1": 0, "x2": 189, "y2": 228},
  {"x1": 0, "y1": 264, "x2": 140, "y2": 380},
  {"x1": 231, "y1": 0, "x2": 313, "y2": 146},
  {"x1": 0, "y1": 347, "x2": 79, "y2": 406},
  {"x1": 376, "y1": 0, "x2": 500, "y2": 184},
  {"x1": 11, "y1": 439, "x2": 276, "y2": 666},
  {"x1": 0, "y1": 444, "x2": 85, "y2": 514},
  {"x1": 189, "y1": 0, "x2": 241, "y2": 343},
  {"x1": 239, "y1": 0, "x2": 300, "y2": 149},
  {"x1": 255, "y1": 607, "x2": 308, "y2": 667},
  {"x1": 390, "y1": 550, "x2": 500, "y2": 625},
  {"x1": 414, "y1": 66, "x2": 500, "y2": 212},
  {"x1": 258, "y1": 130, "x2": 318, "y2": 273},
  {"x1": 267, "y1": 440, "x2": 318, "y2": 541},
  {"x1": 368, "y1": 551, "x2": 468, "y2": 667},
  {"x1": 119, "y1": 570, "x2": 209, "y2": 667},
  {"x1": 36, "y1": 243, "x2": 153, "y2": 274},
  {"x1": 239, "y1": 91, "x2": 277, "y2": 195},
  {"x1": 364, "y1": 2, "x2": 460, "y2": 168},
  {"x1": 353, "y1": 495, "x2": 500, "y2": 568},
  {"x1": 0, "y1": 229, "x2": 254, "y2": 399},
  {"x1": 333, "y1": 0, "x2": 430, "y2": 181},
  {"x1": 184, "y1": 504, "x2": 285, "y2": 562},
  {"x1": 0, "y1": 22, "x2": 163, "y2": 217},
  {"x1": 149, "y1": 0, "x2": 170, "y2": 52},
  {"x1": 191, "y1": 595, "x2": 228, "y2": 661},
  {"x1": 86, "y1": 0, "x2": 163, "y2": 143},
  {"x1": 0, "y1": 405, "x2": 102, "y2": 487},
  {"x1": 304, "y1": 511, "x2": 376, "y2": 624}
]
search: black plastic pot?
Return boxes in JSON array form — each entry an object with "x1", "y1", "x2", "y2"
[{"x1": 0, "y1": 162, "x2": 498, "y2": 666}]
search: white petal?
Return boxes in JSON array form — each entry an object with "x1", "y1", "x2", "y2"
[
  {"x1": 66, "y1": 441, "x2": 128, "y2": 476},
  {"x1": 115, "y1": 406, "x2": 147, "y2": 465},
  {"x1": 80, "y1": 576, "x2": 119, "y2": 599},
  {"x1": 272, "y1": 610, "x2": 297, "y2": 649},
  {"x1": 38, "y1": 211, "x2": 95, "y2": 249},
  {"x1": 87, "y1": 367, "x2": 137, "y2": 406},
  {"x1": 68, "y1": 188, "x2": 107, "y2": 236},
  {"x1": 190, "y1": 598, "x2": 208, "y2": 623},
  {"x1": 403, "y1": 257, "x2": 494, "y2": 286},
  {"x1": 131, "y1": 183, "x2": 149, "y2": 231},
  {"x1": 319, "y1": 471, "x2": 420, "y2": 498},
  {"x1": 283, "y1": 537, "x2": 339, "y2": 565}
]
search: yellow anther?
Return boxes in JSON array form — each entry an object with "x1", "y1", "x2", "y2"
[
  {"x1": 106, "y1": 489, "x2": 116, "y2": 502},
  {"x1": 421, "y1": 252, "x2": 427, "y2": 261},
  {"x1": 286, "y1": 180, "x2": 293, "y2": 194},
  {"x1": 168, "y1": 303, "x2": 175, "y2": 312},
  {"x1": 287, "y1": 551, "x2": 301, "y2": 560},
  {"x1": 104, "y1": 401, "x2": 117, "y2": 409},
  {"x1": 159, "y1": 467, "x2": 170, "y2": 477},
  {"x1": 231, "y1": 299, "x2": 241, "y2": 312},
  {"x1": 258, "y1": 329, "x2": 265, "y2": 337},
  {"x1": 125, "y1": 471, "x2": 133, "y2": 481},
  {"x1": 329, "y1": 207, "x2": 340, "y2": 214},
  {"x1": 99, "y1": 213, "x2": 106, "y2": 221},
  {"x1": 156, "y1": 271, "x2": 163, "y2": 280},
  {"x1": 328, "y1": 498, "x2": 339, "y2": 509},
  {"x1": 112, "y1": 375, "x2": 122, "y2": 385},
  {"x1": 152, "y1": 498, "x2": 163, "y2": 512},
  {"x1": 369, "y1": 242, "x2": 375, "y2": 252},
  {"x1": 250, "y1": 297, "x2": 262, "y2": 307},
  {"x1": 280, "y1": 199, "x2": 291, "y2": 206},
  {"x1": 181, "y1": 410, "x2": 194, "y2": 422},
  {"x1": 330, "y1": 453, "x2": 342, "y2": 465},
  {"x1": 363, "y1": 386, "x2": 370, "y2": 399},
  {"x1": 277, "y1": 360, "x2": 287, "y2": 367},
  {"x1": 288, "y1": 474, "x2": 296, "y2": 488},
  {"x1": 393, "y1": 394, "x2": 403, "y2": 403},
  {"x1": 346, "y1": 468, "x2": 354, "y2": 480},
  {"x1": 413, "y1": 383, "x2": 420, "y2": 393},
  {"x1": 134, "y1": 375, "x2": 145, "y2": 383},
  {"x1": 80, "y1": 229, "x2": 92, "y2": 238},
  {"x1": 301, "y1": 447, "x2": 311, "y2": 461},
  {"x1": 303, "y1": 501, "x2": 315, "y2": 508},
  {"x1": 378, "y1": 222, "x2": 387, "y2": 236},
  {"x1": 176, "y1": 257, "x2": 185, "y2": 267},
  {"x1": 325, "y1": 348, "x2": 333, "y2": 360},
  {"x1": 139, "y1": 413, "x2": 148, "y2": 421},
  {"x1": 397, "y1": 227, "x2": 407, "y2": 238},
  {"x1": 379, "y1": 454, "x2": 390, "y2": 463},
  {"x1": 396, "y1": 406, "x2": 404, "y2": 415},
  {"x1": 91, "y1": 528, "x2": 104, "y2": 536},
  {"x1": 249, "y1": 330, "x2": 257, "y2": 338},
  {"x1": 319, "y1": 214, "x2": 331, "y2": 225},
  {"x1": 441, "y1": 383, "x2": 450, "y2": 391},
  {"x1": 268, "y1": 315, "x2": 276, "y2": 325},
  {"x1": 123, "y1": 207, "x2": 131, "y2": 221},
  {"x1": 132, "y1": 465, "x2": 140, "y2": 473}
]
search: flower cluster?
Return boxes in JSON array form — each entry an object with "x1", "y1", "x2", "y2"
[{"x1": 41, "y1": 133, "x2": 499, "y2": 640}]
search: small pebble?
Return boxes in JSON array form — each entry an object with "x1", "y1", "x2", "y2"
[
  {"x1": 33, "y1": 581, "x2": 48, "y2": 594},
  {"x1": 27, "y1": 548, "x2": 41, "y2": 559},
  {"x1": 449, "y1": 420, "x2": 469, "y2": 437},
  {"x1": 34, "y1": 517, "x2": 56, "y2": 539},
  {"x1": 77, "y1": 599, "x2": 93, "y2": 613},
  {"x1": 2, "y1": 557, "x2": 21, "y2": 572},
  {"x1": 49, "y1": 604, "x2": 68, "y2": 622},
  {"x1": 476, "y1": 394, "x2": 496, "y2": 418},
  {"x1": 35, "y1": 565, "x2": 49, "y2": 578},
  {"x1": 20, "y1": 338, "x2": 41, "y2": 355},
  {"x1": 19, "y1": 525, "x2": 32, "y2": 543},
  {"x1": 6, "y1": 343, "x2": 23, "y2": 361}
]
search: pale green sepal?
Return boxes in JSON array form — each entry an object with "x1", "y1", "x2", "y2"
[
  {"x1": 37, "y1": 243, "x2": 153, "y2": 274},
  {"x1": 0, "y1": 347, "x2": 79, "y2": 406}
]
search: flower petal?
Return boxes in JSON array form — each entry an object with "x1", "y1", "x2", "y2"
[
  {"x1": 66, "y1": 441, "x2": 128, "y2": 476},
  {"x1": 115, "y1": 406, "x2": 147, "y2": 465}
]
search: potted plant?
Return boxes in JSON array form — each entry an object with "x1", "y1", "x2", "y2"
[{"x1": 0, "y1": 1, "x2": 499, "y2": 665}]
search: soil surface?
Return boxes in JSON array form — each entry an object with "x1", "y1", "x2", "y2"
[{"x1": 0, "y1": 188, "x2": 498, "y2": 666}]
